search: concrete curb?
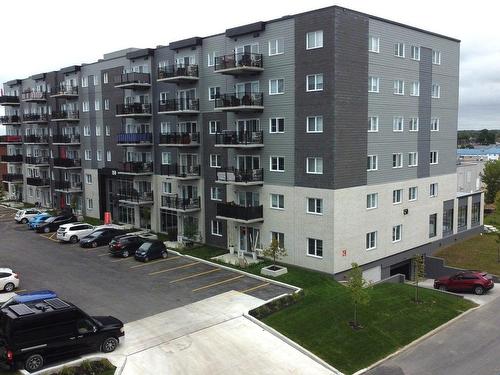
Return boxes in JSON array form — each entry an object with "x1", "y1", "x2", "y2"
[
  {"x1": 113, "y1": 355, "x2": 128, "y2": 375},
  {"x1": 352, "y1": 304, "x2": 482, "y2": 375},
  {"x1": 244, "y1": 314, "x2": 343, "y2": 375}
]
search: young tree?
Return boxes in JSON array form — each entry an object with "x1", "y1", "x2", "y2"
[
  {"x1": 346, "y1": 263, "x2": 371, "y2": 329},
  {"x1": 412, "y1": 254, "x2": 425, "y2": 303},
  {"x1": 481, "y1": 160, "x2": 500, "y2": 203},
  {"x1": 262, "y1": 237, "x2": 287, "y2": 269}
]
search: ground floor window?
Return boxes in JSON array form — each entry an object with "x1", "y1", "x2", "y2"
[
  {"x1": 119, "y1": 205, "x2": 134, "y2": 225},
  {"x1": 429, "y1": 213, "x2": 437, "y2": 238},
  {"x1": 471, "y1": 202, "x2": 480, "y2": 226},
  {"x1": 212, "y1": 220, "x2": 222, "y2": 236},
  {"x1": 271, "y1": 231, "x2": 285, "y2": 249},
  {"x1": 307, "y1": 238, "x2": 323, "y2": 258},
  {"x1": 160, "y1": 209, "x2": 178, "y2": 241},
  {"x1": 442, "y1": 208, "x2": 454, "y2": 236},
  {"x1": 458, "y1": 205, "x2": 468, "y2": 230}
]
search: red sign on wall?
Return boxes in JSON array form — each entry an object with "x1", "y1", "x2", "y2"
[{"x1": 341, "y1": 249, "x2": 347, "y2": 257}]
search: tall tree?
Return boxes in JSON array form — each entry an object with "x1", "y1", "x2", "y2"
[
  {"x1": 346, "y1": 263, "x2": 371, "y2": 329},
  {"x1": 477, "y1": 129, "x2": 495, "y2": 145},
  {"x1": 481, "y1": 160, "x2": 500, "y2": 203}
]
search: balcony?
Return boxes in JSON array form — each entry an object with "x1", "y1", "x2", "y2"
[
  {"x1": 50, "y1": 85, "x2": 79, "y2": 99},
  {"x1": 216, "y1": 168, "x2": 263, "y2": 185},
  {"x1": 118, "y1": 162, "x2": 153, "y2": 175},
  {"x1": 51, "y1": 111, "x2": 80, "y2": 122},
  {"x1": 116, "y1": 189, "x2": 154, "y2": 205},
  {"x1": 214, "y1": 52, "x2": 264, "y2": 75},
  {"x1": 161, "y1": 195, "x2": 201, "y2": 212},
  {"x1": 0, "y1": 95, "x2": 20, "y2": 106},
  {"x1": 157, "y1": 64, "x2": 199, "y2": 83},
  {"x1": 158, "y1": 132, "x2": 199, "y2": 147},
  {"x1": 54, "y1": 181, "x2": 83, "y2": 192},
  {"x1": 116, "y1": 103, "x2": 152, "y2": 118},
  {"x1": 215, "y1": 131, "x2": 263, "y2": 148},
  {"x1": 23, "y1": 135, "x2": 49, "y2": 144},
  {"x1": 22, "y1": 114, "x2": 49, "y2": 124},
  {"x1": 52, "y1": 134, "x2": 81, "y2": 145},
  {"x1": 160, "y1": 164, "x2": 200, "y2": 179},
  {"x1": 114, "y1": 73, "x2": 151, "y2": 90},
  {"x1": 158, "y1": 99, "x2": 199, "y2": 115},
  {"x1": 24, "y1": 157, "x2": 49, "y2": 166},
  {"x1": 0, "y1": 115, "x2": 21, "y2": 125},
  {"x1": 214, "y1": 93, "x2": 263, "y2": 112},
  {"x1": 0, "y1": 135, "x2": 22, "y2": 144},
  {"x1": 1, "y1": 155, "x2": 23, "y2": 163},
  {"x1": 53, "y1": 158, "x2": 81, "y2": 169},
  {"x1": 216, "y1": 203, "x2": 264, "y2": 224},
  {"x1": 2, "y1": 174, "x2": 23, "y2": 183},
  {"x1": 21, "y1": 91, "x2": 47, "y2": 102},
  {"x1": 26, "y1": 177, "x2": 50, "y2": 187},
  {"x1": 117, "y1": 133, "x2": 153, "y2": 146}
]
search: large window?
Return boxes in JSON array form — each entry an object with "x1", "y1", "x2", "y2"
[
  {"x1": 210, "y1": 187, "x2": 222, "y2": 201},
  {"x1": 429, "y1": 213, "x2": 437, "y2": 238},
  {"x1": 307, "y1": 198, "x2": 323, "y2": 215},
  {"x1": 409, "y1": 117, "x2": 419, "y2": 132},
  {"x1": 458, "y1": 205, "x2": 468, "y2": 230},
  {"x1": 209, "y1": 120, "x2": 221, "y2": 134},
  {"x1": 306, "y1": 30, "x2": 323, "y2": 49},
  {"x1": 443, "y1": 207, "x2": 454, "y2": 235},
  {"x1": 471, "y1": 202, "x2": 481, "y2": 226},
  {"x1": 307, "y1": 238, "x2": 323, "y2": 257},
  {"x1": 210, "y1": 154, "x2": 221, "y2": 168}
]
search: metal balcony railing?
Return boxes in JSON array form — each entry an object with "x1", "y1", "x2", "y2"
[
  {"x1": 116, "y1": 189, "x2": 154, "y2": 202},
  {"x1": 216, "y1": 203, "x2": 263, "y2": 222},
  {"x1": 215, "y1": 130, "x2": 263, "y2": 146},
  {"x1": 22, "y1": 114, "x2": 49, "y2": 123},
  {"x1": 26, "y1": 177, "x2": 50, "y2": 186},
  {"x1": 51, "y1": 85, "x2": 79, "y2": 96},
  {"x1": 114, "y1": 72, "x2": 151, "y2": 86},
  {"x1": 21, "y1": 91, "x2": 47, "y2": 101},
  {"x1": 0, "y1": 95, "x2": 20, "y2": 105},
  {"x1": 117, "y1": 133, "x2": 153, "y2": 144},
  {"x1": 116, "y1": 103, "x2": 152, "y2": 116},
  {"x1": 158, "y1": 132, "x2": 199, "y2": 145},
  {"x1": 214, "y1": 93, "x2": 263, "y2": 109},
  {"x1": 52, "y1": 134, "x2": 81, "y2": 144},
  {"x1": 0, "y1": 135, "x2": 22, "y2": 143},
  {"x1": 54, "y1": 181, "x2": 83, "y2": 191},
  {"x1": 2, "y1": 174, "x2": 23, "y2": 182},
  {"x1": 53, "y1": 158, "x2": 81, "y2": 168},
  {"x1": 51, "y1": 111, "x2": 80, "y2": 121},
  {"x1": 161, "y1": 196, "x2": 201, "y2": 210},
  {"x1": 1, "y1": 155, "x2": 23, "y2": 163},
  {"x1": 158, "y1": 64, "x2": 199, "y2": 80},
  {"x1": 0, "y1": 115, "x2": 21, "y2": 124},
  {"x1": 214, "y1": 52, "x2": 263, "y2": 71},
  {"x1": 23, "y1": 135, "x2": 49, "y2": 144},
  {"x1": 160, "y1": 164, "x2": 200, "y2": 178},
  {"x1": 158, "y1": 99, "x2": 199, "y2": 112},
  {"x1": 216, "y1": 168, "x2": 263, "y2": 184},
  {"x1": 25, "y1": 156, "x2": 50, "y2": 165},
  {"x1": 119, "y1": 162, "x2": 153, "y2": 174}
]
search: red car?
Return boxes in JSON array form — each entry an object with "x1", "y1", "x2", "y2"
[{"x1": 434, "y1": 271, "x2": 494, "y2": 295}]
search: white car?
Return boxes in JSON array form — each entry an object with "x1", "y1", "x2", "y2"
[
  {"x1": 14, "y1": 209, "x2": 43, "y2": 224},
  {"x1": 57, "y1": 223, "x2": 96, "y2": 243},
  {"x1": 0, "y1": 268, "x2": 19, "y2": 292}
]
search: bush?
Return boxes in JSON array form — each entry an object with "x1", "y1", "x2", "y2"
[
  {"x1": 249, "y1": 290, "x2": 304, "y2": 319},
  {"x1": 53, "y1": 359, "x2": 115, "y2": 375}
]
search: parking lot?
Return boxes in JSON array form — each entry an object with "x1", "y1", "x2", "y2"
[{"x1": 0, "y1": 206, "x2": 293, "y2": 323}]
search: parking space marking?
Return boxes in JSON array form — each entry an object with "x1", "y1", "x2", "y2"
[
  {"x1": 98, "y1": 253, "x2": 109, "y2": 257},
  {"x1": 111, "y1": 257, "x2": 135, "y2": 263},
  {"x1": 148, "y1": 261, "x2": 200, "y2": 276},
  {"x1": 83, "y1": 247, "x2": 107, "y2": 252},
  {"x1": 192, "y1": 275, "x2": 244, "y2": 292},
  {"x1": 170, "y1": 268, "x2": 220, "y2": 284},
  {"x1": 238, "y1": 282, "x2": 270, "y2": 294},
  {"x1": 129, "y1": 256, "x2": 180, "y2": 269},
  {"x1": 15, "y1": 289, "x2": 27, "y2": 293}
]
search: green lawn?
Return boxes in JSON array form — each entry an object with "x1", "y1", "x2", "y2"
[{"x1": 484, "y1": 210, "x2": 500, "y2": 229}]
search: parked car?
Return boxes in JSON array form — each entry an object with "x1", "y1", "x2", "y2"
[
  {"x1": 35, "y1": 215, "x2": 77, "y2": 234},
  {"x1": 434, "y1": 271, "x2": 494, "y2": 295},
  {"x1": 1, "y1": 290, "x2": 57, "y2": 309},
  {"x1": 14, "y1": 209, "x2": 43, "y2": 224},
  {"x1": 27, "y1": 213, "x2": 52, "y2": 230},
  {"x1": 0, "y1": 298, "x2": 124, "y2": 372},
  {"x1": 108, "y1": 232, "x2": 158, "y2": 258},
  {"x1": 79, "y1": 226, "x2": 127, "y2": 248},
  {"x1": 134, "y1": 240, "x2": 168, "y2": 262},
  {"x1": 0, "y1": 269, "x2": 19, "y2": 293},
  {"x1": 57, "y1": 223, "x2": 96, "y2": 243}
]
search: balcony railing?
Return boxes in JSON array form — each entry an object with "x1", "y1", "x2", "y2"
[
  {"x1": 21, "y1": 91, "x2": 47, "y2": 102},
  {"x1": 52, "y1": 134, "x2": 81, "y2": 144},
  {"x1": 53, "y1": 158, "x2": 81, "y2": 168},
  {"x1": 23, "y1": 135, "x2": 49, "y2": 144},
  {"x1": 50, "y1": 85, "x2": 79, "y2": 98},
  {"x1": 160, "y1": 164, "x2": 200, "y2": 178},
  {"x1": 161, "y1": 196, "x2": 201, "y2": 211},
  {"x1": 22, "y1": 114, "x2": 49, "y2": 123},
  {"x1": 158, "y1": 132, "x2": 199, "y2": 146},
  {"x1": 54, "y1": 181, "x2": 83, "y2": 191},
  {"x1": 51, "y1": 111, "x2": 80, "y2": 121},
  {"x1": 117, "y1": 133, "x2": 153, "y2": 145},
  {"x1": 216, "y1": 203, "x2": 264, "y2": 222},
  {"x1": 116, "y1": 189, "x2": 154, "y2": 203},
  {"x1": 114, "y1": 73, "x2": 151, "y2": 89},
  {"x1": 0, "y1": 115, "x2": 21, "y2": 124},
  {"x1": 2, "y1": 174, "x2": 23, "y2": 182},
  {"x1": 25, "y1": 156, "x2": 50, "y2": 165},
  {"x1": 214, "y1": 52, "x2": 264, "y2": 74},
  {"x1": 26, "y1": 177, "x2": 50, "y2": 186},
  {"x1": 216, "y1": 168, "x2": 263, "y2": 184},
  {"x1": 1, "y1": 155, "x2": 23, "y2": 163},
  {"x1": 157, "y1": 64, "x2": 199, "y2": 82},
  {"x1": 116, "y1": 103, "x2": 152, "y2": 116},
  {"x1": 158, "y1": 99, "x2": 199, "y2": 114},
  {"x1": 119, "y1": 162, "x2": 153, "y2": 174},
  {"x1": 0, "y1": 135, "x2": 22, "y2": 143},
  {"x1": 0, "y1": 95, "x2": 20, "y2": 106},
  {"x1": 214, "y1": 93, "x2": 263, "y2": 112},
  {"x1": 215, "y1": 131, "x2": 263, "y2": 147}
]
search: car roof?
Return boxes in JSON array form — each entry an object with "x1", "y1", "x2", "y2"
[
  {"x1": 0, "y1": 268, "x2": 13, "y2": 273},
  {"x1": 60, "y1": 222, "x2": 90, "y2": 228}
]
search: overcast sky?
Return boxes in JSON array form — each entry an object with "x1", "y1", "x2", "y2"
[{"x1": 0, "y1": 0, "x2": 498, "y2": 130}]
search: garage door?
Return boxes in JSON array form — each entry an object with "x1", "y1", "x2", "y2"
[{"x1": 363, "y1": 266, "x2": 381, "y2": 283}]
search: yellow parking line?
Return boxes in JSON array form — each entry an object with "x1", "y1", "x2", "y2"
[
  {"x1": 170, "y1": 268, "x2": 220, "y2": 284},
  {"x1": 111, "y1": 257, "x2": 135, "y2": 263},
  {"x1": 129, "y1": 256, "x2": 180, "y2": 269},
  {"x1": 192, "y1": 275, "x2": 244, "y2": 292},
  {"x1": 238, "y1": 282, "x2": 270, "y2": 294},
  {"x1": 148, "y1": 261, "x2": 200, "y2": 276},
  {"x1": 15, "y1": 289, "x2": 27, "y2": 293}
]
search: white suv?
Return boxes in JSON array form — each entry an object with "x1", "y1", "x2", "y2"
[
  {"x1": 57, "y1": 223, "x2": 96, "y2": 243},
  {"x1": 0, "y1": 268, "x2": 19, "y2": 292},
  {"x1": 14, "y1": 209, "x2": 43, "y2": 224}
]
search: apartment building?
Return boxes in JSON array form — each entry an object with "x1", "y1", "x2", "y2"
[{"x1": 0, "y1": 6, "x2": 483, "y2": 281}]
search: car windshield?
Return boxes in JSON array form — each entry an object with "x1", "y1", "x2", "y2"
[
  {"x1": 44, "y1": 217, "x2": 56, "y2": 223},
  {"x1": 139, "y1": 242, "x2": 153, "y2": 251}
]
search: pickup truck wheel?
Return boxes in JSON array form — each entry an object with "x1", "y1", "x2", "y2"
[
  {"x1": 21, "y1": 218, "x2": 28, "y2": 224},
  {"x1": 4, "y1": 282, "x2": 15, "y2": 292},
  {"x1": 101, "y1": 337, "x2": 119, "y2": 353},
  {"x1": 438, "y1": 285, "x2": 447, "y2": 291},
  {"x1": 24, "y1": 354, "x2": 44, "y2": 372},
  {"x1": 474, "y1": 285, "x2": 484, "y2": 295},
  {"x1": 70, "y1": 235, "x2": 78, "y2": 244}
]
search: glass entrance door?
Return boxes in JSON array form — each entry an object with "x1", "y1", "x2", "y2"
[{"x1": 239, "y1": 226, "x2": 261, "y2": 253}]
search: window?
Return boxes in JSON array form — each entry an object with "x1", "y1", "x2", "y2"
[
  {"x1": 94, "y1": 100, "x2": 100, "y2": 111},
  {"x1": 458, "y1": 205, "x2": 468, "y2": 230},
  {"x1": 431, "y1": 84, "x2": 441, "y2": 98},
  {"x1": 366, "y1": 231, "x2": 377, "y2": 250},
  {"x1": 410, "y1": 45, "x2": 420, "y2": 60},
  {"x1": 162, "y1": 181, "x2": 172, "y2": 194},
  {"x1": 471, "y1": 202, "x2": 480, "y2": 225},
  {"x1": 270, "y1": 194, "x2": 284, "y2": 209},
  {"x1": 306, "y1": 30, "x2": 323, "y2": 49},
  {"x1": 208, "y1": 86, "x2": 220, "y2": 101},
  {"x1": 95, "y1": 125, "x2": 101, "y2": 136},
  {"x1": 81, "y1": 77, "x2": 88, "y2": 87},
  {"x1": 93, "y1": 75, "x2": 99, "y2": 86},
  {"x1": 103, "y1": 73, "x2": 108, "y2": 84},
  {"x1": 432, "y1": 50, "x2": 441, "y2": 65},
  {"x1": 105, "y1": 126, "x2": 110, "y2": 136},
  {"x1": 393, "y1": 80, "x2": 405, "y2": 95},
  {"x1": 85, "y1": 174, "x2": 93, "y2": 184},
  {"x1": 210, "y1": 154, "x2": 221, "y2": 168},
  {"x1": 410, "y1": 81, "x2": 420, "y2": 96},
  {"x1": 84, "y1": 150, "x2": 91, "y2": 160},
  {"x1": 87, "y1": 198, "x2": 93, "y2": 210},
  {"x1": 269, "y1": 38, "x2": 284, "y2": 56},
  {"x1": 83, "y1": 125, "x2": 91, "y2": 136},
  {"x1": 409, "y1": 117, "x2": 419, "y2": 131},
  {"x1": 307, "y1": 198, "x2": 323, "y2": 215},
  {"x1": 82, "y1": 101, "x2": 89, "y2": 112},
  {"x1": 269, "y1": 79, "x2": 284, "y2": 95},
  {"x1": 394, "y1": 42, "x2": 405, "y2": 57},
  {"x1": 104, "y1": 99, "x2": 110, "y2": 110},
  {"x1": 161, "y1": 152, "x2": 172, "y2": 165},
  {"x1": 269, "y1": 117, "x2": 285, "y2": 133},
  {"x1": 393, "y1": 189, "x2": 403, "y2": 204},
  {"x1": 443, "y1": 208, "x2": 454, "y2": 235},
  {"x1": 106, "y1": 150, "x2": 111, "y2": 162},
  {"x1": 270, "y1": 156, "x2": 285, "y2": 172},
  {"x1": 271, "y1": 232, "x2": 285, "y2": 249},
  {"x1": 307, "y1": 157, "x2": 323, "y2": 174},
  {"x1": 207, "y1": 51, "x2": 216, "y2": 67},
  {"x1": 392, "y1": 153, "x2": 403, "y2": 168},
  {"x1": 430, "y1": 151, "x2": 439, "y2": 165},
  {"x1": 408, "y1": 152, "x2": 418, "y2": 167},
  {"x1": 209, "y1": 120, "x2": 221, "y2": 134},
  {"x1": 430, "y1": 183, "x2": 438, "y2": 197},
  {"x1": 431, "y1": 118, "x2": 440, "y2": 131},
  {"x1": 306, "y1": 74, "x2": 323, "y2": 92},
  {"x1": 368, "y1": 36, "x2": 380, "y2": 53},
  {"x1": 211, "y1": 220, "x2": 222, "y2": 236},
  {"x1": 409, "y1": 186, "x2": 418, "y2": 201},
  {"x1": 368, "y1": 76, "x2": 380, "y2": 93},
  {"x1": 307, "y1": 238, "x2": 323, "y2": 258},
  {"x1": 367, "y1": 155, "x2": 378, "y2": 171},
  {"x1": 96, "y1": 150, "x2": 102, "y2": 161},
  {"x1": 306, "y1": 116, "x2": 323, "y2": 133},
  {"x1": 367, "y1": 193, "x2": 378, "y2": 209},
  {"x1": 393, "y1": 116, "x2": 404, "y2": 132},
  {"x1": 392, "y1": 224, "x2": 402, "y2": 242},
  {"x1": 368, "y1": 116, "x2": 379, "y2": 132},
  {"x1": 211, "y1": 187, "x2": 222, "y2": 201},
  {"x1": 429, "y1": 213, "x2": 437, "y2": 238}
]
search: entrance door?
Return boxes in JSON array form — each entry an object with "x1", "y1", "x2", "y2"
[
  {"x1": 177, "y1": 89, "x2": 196, "y2": 110},
  {"x1": 239, "y1": 226, "x2": 260, "y2": 253}
]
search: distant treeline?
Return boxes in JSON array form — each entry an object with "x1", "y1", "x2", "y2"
[{"x1": 458, "y1": 129, "x2": 500, "y2": 148}]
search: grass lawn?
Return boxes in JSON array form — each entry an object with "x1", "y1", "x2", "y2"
[{"x1": 484, "y1": 210, "x2": 500, "y2": 229}]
